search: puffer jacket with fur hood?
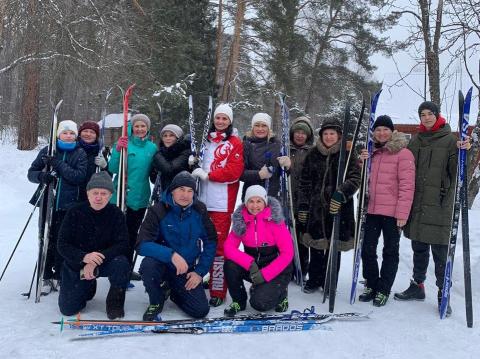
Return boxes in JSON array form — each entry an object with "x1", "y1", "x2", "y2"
[
  {"x1": 367, "y1": 131, "x2": 415, "y2": 220},
  {"x1": 224, "y1": 197, "x2": 293, "y2": 282}
]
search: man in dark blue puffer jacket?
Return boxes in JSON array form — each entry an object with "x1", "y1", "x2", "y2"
[{"x1": 137, "y1": 171, "x2": 217, "y2": 320}]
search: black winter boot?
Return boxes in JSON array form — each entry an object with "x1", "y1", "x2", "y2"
[
  {"x1": 359, "y1": 287, "x2": 376, "y2": 302},
  {"x1": 106, "y1": 286, "x2": 126, "y2": 320},
  {"x1": 224, "y1": 301, "x2": 246, "y2": 317},
  {"x1": 302, "y1": 280, "x2": 321, "y2": 294},
  {"x1": 394, "y1": 280, "x2": 425, "y2": 301}
]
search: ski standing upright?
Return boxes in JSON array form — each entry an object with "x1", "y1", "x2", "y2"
[
  {"x1": 278, "y1": 94, "x2": 303, "y2": 287},
  {"x1": 323, "y1": 102, "x2": 351, "y2": 312},
  {"x1": 350, "y1": 91, "x2": 381, "y2": 304},
  {"x1": 440, "y1": 87, "x2": 473, "y2": 326},
  {"x1": 35, "y1": 99, "x2": 63, "y2": 302},
  {"x1": 117, "y1": 84, "x2": 135, "y2": 213}
]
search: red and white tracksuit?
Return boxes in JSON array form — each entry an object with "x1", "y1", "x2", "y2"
[{"x1": 198, "y1": 132, "x2": 244, "y2": 299}]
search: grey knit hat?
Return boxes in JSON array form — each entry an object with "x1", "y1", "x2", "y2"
[
  {"x1": 131, "y1": 114, "x2": 151, "y2": 130},
  {"x1": 161, "y1": 124, "x2": 184, "y2": 139},
  {"x1": 86, "y1": 171, "x2": 114, "y2": 193}
]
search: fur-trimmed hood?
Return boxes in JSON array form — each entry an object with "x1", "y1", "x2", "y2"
[
  {"x1": 375, "y1": 130, "x2": 409, "y2": 154},
  {"x1": 231, "y1": 196, "x2": 284, "y2": 236}
]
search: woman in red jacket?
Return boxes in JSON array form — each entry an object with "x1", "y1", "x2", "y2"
[
  {"x1": 223, "y1": 185, "x2": 293, "y2": 317},
  {"x1": 191, "y1": 103, "x2": 244, "y2": 307},
  {"x1": 359, "y1": 115, "x2": 415, "y2": 306}
]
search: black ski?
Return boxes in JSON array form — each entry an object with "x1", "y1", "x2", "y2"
[
  {"x1": 323, "y1": 102, "x2": 351, "y2": 312},
  {"x1": 35, "y1": 99, "x2": 63, "y2": 302}
]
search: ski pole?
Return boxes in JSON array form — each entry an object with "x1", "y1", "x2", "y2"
[
  {"x1": 21, "y1": 262, "x2": 37, "y2": 299},
  {"x1": 0, "y1": 185, "x2": 46, "y2": 283}
]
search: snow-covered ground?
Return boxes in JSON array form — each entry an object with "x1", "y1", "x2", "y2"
[{"x1": 0, "y1": 142, "x2": 479, "y2": 359}]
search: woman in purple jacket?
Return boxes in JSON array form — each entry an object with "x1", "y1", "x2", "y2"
[
  {"x1": 223, "y1": 185, "x2": 293, "y2": 317},
  {"x1": 359, "y1": 115, "x2": 415, "y2": 307}
]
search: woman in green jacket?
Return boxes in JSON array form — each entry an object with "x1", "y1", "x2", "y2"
[
  {"x1": 394, "y1": 101, "x2": 469, "y2": 317},
  {"x1": 108, "y1": 114, "x2": 157, "y2": 270}
]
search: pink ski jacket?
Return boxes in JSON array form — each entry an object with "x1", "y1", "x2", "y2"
[
  {"x1": 367, "y1": 131, "x2": 415, "y2": 220},
  {"x1": 224, "y1": 197, "x2": 294, "y2": 282}
]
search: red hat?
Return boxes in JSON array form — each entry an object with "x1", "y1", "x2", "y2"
[{"x1": 78, "y1": 121, "x2": 100, "y2": 138}]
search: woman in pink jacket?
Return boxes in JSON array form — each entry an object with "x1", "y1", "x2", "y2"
[
  {"x1": 359, "y1": 115, "x2": 415, "y2": 307},
  {"x1": 223, "y1": 185, "x2": 293, "y2": 317}
]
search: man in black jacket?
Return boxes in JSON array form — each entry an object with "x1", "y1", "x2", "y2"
[{"x1": 57, "y1": 171, "x2": 130, "y2": 319}]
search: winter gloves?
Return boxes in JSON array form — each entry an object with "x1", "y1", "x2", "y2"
[
  {"x1": 249, "y1": 262, "x2": 265, "y2": 285},
  {"x1": 38, "y1": 171, "x2": 56, "y2": 184},
  {"x1": 258, "y1": 165, "x2": 273, "y2": 180},
  {"x1": 115, "y1": 136, "x2": 128, "y2": 152},
  {"x1": 188, "y1": 154, "x2": 197, "y2": 167},
  {"x1": 329, "y1": 191, "x2": 346, "y2": 215},
  {"x1": 192, "y1": 168, "x2": 209, "y2": 181},
  {"x1": 42, "y1": 155, "x2": 60, "y2": 169},
  {"x1": 277, "y1": 155, "x2": 291, "y2": 169},
  {"x1": 94, "y1": 154, "x2": 108, "y2": 169}
]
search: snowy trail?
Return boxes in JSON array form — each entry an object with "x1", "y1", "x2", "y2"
[{"x1": 0, "y1": 144, "x2": 478, "y2": 359}]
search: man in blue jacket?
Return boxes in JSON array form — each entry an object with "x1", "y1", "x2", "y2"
[{"x1": 137, "y1": 171, "x2": 217, "y2": 320}]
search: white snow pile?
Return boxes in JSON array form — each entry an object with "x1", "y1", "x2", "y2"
[{"x1": 0, "y1": 143, "x2": 479, "y2": 359}]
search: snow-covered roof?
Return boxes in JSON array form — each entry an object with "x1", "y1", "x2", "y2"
[
  {"x1": 377, "y1": 72, "x2": 478, "y2": 130},
  {"x1": 97, "y1": 113, "x2": 131, "y2": 129}
]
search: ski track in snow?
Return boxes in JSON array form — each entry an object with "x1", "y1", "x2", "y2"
[{"x1": 0, "y1": 143, "x2": 479, "y2": 359}]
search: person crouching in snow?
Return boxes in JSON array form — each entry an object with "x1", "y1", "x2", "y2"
[
  {"x1": 223, "y1": 185, "x2": 293, "y2": 317},
  {"x1": 137, "y1": 171, "x2": 217, "y2": 320},
  {"x1": 358, "y1": 115, "x2": 415, "y2": 307},
  {"x1": 57, "y1": 171, "x2": 130, "y2": 319}
]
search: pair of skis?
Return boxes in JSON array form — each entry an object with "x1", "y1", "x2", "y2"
[
  {"x1": 54, "y1": 307, "x2": 368, "y2": 337},
  {"x1": 349, "y1": 91, "x2": 381, "y2": 305},
  {"x1": 188, "y1": 95, "x2": 213, "y2": 193},
  {"x1": 278, "y1": 95, "x2": 304, "y2": 287},
  {"x1": 116, "y1": 84, "x2": 136, "y2": 213},
  {"x1": 440, "y1": 88, "x2": 473, "y2": 327}
]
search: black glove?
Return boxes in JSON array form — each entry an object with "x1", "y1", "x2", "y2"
[
  {"x1": 249, "y1": 262, "x2": 265, "y2": 286},
  {"x1": 38, "y1": 171, "x2": 56, "y2": 184},
  {"x1": 42, "y1": 155, "x2": 59, "y2": 169},
  {"x1": 329, "y1": 191, "x2": 346, "y2": 215}
]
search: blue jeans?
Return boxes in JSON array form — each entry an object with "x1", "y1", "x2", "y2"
[
  {"x1": 58, "y1": 255, "x2": 130, "y2": 316},
  {"x1": 139, "y1": 257, "x2": 209, "y2": 318}
]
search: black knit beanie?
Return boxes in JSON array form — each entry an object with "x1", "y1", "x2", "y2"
[
  {"x1": 373, "y1": 115, "x2": 394, "y2": 132},
  {"x1": 418, "y1": 101, "x2": 440, "y2": 119},
  {"x1": 169, "y1": 171, "x2": 196, "y2": 192}
]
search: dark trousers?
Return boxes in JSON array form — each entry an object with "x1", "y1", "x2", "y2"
[
  {"x1": 139, "y1": 257, "x2": 209, "y2": 319},
  {"x1": 295, "y1": 226, "x2": 310, "y2": 275},
  {"x1": 45, "y1": 210, "x2": 66, "y2": 280},
  {"x1": 361, "y1": 214, "x2": 400, "y2": 295},
  {"x1": 411, "y1": 240, "x2": 448, "y2": 289},
  {"x1": 126, "y1": 207, "x2": 146, "y2": 265},
  {"x1": 308, "y1": 248, "x2": 341, "y2": 288},
  {"x1": 58, "y1": 255, "x2": 130, "y2": 316},
  {"x1": 224, "y1": 260, "x2": 291, "y2": 312}
]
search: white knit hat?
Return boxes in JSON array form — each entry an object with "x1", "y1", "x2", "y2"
[
  {"x1": 214, "y1": 103, "x2": 233, "y2": 124},
  {"x1": 57, "y1": 120, "x2": 78, "y2": 138},
  {"x1": 251, "y1": 113, "x2": 272, "y2": 130},
  {"x1": 244, "y1": 185, "x2": 268, "y2": 205},
  {"x1": 161, "y1": 124, "x2": 184, "y2": 139}
]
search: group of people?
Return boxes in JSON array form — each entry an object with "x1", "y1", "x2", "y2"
[{"x1": 26, "y1": 99, "x2": 468, "y2": 320}]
